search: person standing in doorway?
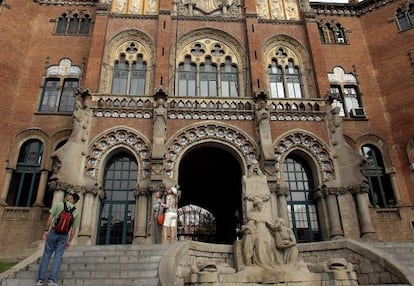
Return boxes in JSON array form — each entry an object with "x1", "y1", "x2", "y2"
[
  {"x1": 161, "y1": 187, "x2": 178, "y2": 244},
  {"x1": 34, "y1": 191, "x2": 80, "y2": 286}
]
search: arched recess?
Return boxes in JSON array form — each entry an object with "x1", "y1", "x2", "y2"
[
  {"x1": 262, "y1": 34, "x2": 317, "y2": 99},
  {"x1": 273, "y1": 130, "x2": 335, "y2": 185},
  {"x1": 169, "y1": 28, "x2": 248, "y2": 97},
  {"x1": 85, "y1": 127, "x2": 151, "y2": 183},
  {"x1": 164, "y1": 122, "x2": 258, "y2": 244},
  {"x1": 99, "y1": 29, "x2": 156, "y2": 94},
  {"x1": 164, "y1": 121, "x2": 259, "y2": 181}
]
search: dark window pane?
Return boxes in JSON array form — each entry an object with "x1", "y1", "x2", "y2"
[
  {"x1": 59, "y1": 78, "x2": 79, "y2": 112},
  {"x1": 40, "y1": 78, "x2": 60, "y2": 112},
  {"x1": 67, "y1": 15, "x2": 79, "y2": 34},
  {"x1": 79, "y1": 15, "x2": 91, "y2": 34}
]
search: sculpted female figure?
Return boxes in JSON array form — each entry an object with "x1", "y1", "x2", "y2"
[{"x1": 245, "y1": 196, "x2": 276, "y2": 270}]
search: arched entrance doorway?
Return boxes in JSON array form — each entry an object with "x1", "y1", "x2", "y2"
[{"x1": 178, "y1": 145, "x2": 243, "y2": 244}]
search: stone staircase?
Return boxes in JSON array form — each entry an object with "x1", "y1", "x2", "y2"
[
  {"x1": 0, "y1": 244, "x2": 171, "y2": 286},
  {"x1": 370, "y1": 242, "x2": 414, "y2": 270}
]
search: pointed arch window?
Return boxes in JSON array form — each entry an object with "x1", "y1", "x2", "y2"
[
  {"x1": 7, "y1": 139, "x2": 43, "y2": 207},
  {"x1": 97, "y1": 152, "x2": 137, "y2": 245},
  {"x1": 361, "y1": 145, "x2": 395, "y2": 208},
  {"x1": 177, "y1": 41, "x2": 240, "y2": 97},
  {"x1": 268, "y1": 54, "x2": 303, "y2": 99},
  {"x1": 111, "y1": 52, "x2": 147, "y2": 95},
  {"x1": 39, "y1": 59, "x2": 81, "y2": 113},
  {"x1": 284, "y1": 155, "x2": 321, "y2": 243}
]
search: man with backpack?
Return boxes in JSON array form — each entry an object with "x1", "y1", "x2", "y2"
[{"x1": 34, "y1": 190, "x2": 80, "y2": 286}]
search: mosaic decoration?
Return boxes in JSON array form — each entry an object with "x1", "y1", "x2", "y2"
[
  {"x1": 164, "y1": 123, "x2": 258, "y2": 179},
  {"x1": 85, "y1": 129, "x2": 151, "y2": 179},
  {"x1": 274, "y1": 131, "x2": 335, "y2": 182}
]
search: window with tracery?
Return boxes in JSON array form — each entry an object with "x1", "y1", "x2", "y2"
[
  {"x1": 396, "y1": 4, "x2": 414, "y2": 31},
  {"x1": 39, "y1": 59, "x2": 81, "y2": 113},
  {"x1": 361, "y1": 144, "x2": 395, "y2": 208},
  {"x1": 7, "y1": 139, "x2": 43, "y2": 207},
  {"x1": 177, "y1": 41, "x2": 239, "y2": 97},
  {"x1": 111, "y1": 43, "x2": 147, "y2": 95},
  {"x1": 318, "y1": 21, "x2": 347, "y2": 44},
  {"x1": 55, "y1": 11, "x2": 91, "y2": 35},
  {"x1": 328, "y1": 66, "x2": 364, "y2": 118},
  {"x1": 268, "y1": 47, "x2": 303, "y2": 99}
]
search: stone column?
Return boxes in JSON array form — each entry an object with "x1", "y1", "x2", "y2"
[
  {"x1": 323, "y1": 186, "x2": 344, "y2": 239},
  {"x1": 33, "y1": 170, "x2": 50, "y2": 206},
  {"x1": 78, "y1": 185, "x2": 102, "y2": 245},
  {"x1": 276, "y1": 186, "x2": 289, "y2": 223},
  {"x1": 48, "y1": 180, "x2": 67, "y2": 206},
  {"x1": 0, "y1": 168, "x2": 13, "y2": 205},
  {"x1": 388, "y1": 170, "x2": 401, "y2": 205},
  {"x1": 353, "y1": 183, "x2": 376, "y2": 239},
  {"x1": 134, "y1": 185, "x2": 149, "y2": 244}
]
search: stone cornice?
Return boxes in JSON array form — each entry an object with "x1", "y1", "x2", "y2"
[
  {"x1": 33, "y1": 0, "x2": 98, "y2": 6},
  {"x1": 310, "y1": 0, "x2": 396, "y2": 17}
]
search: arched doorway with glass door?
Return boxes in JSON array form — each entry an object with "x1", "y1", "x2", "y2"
[
  {"x1": 177, "y1": 144, "x2": 243, "y2": 244},
  {"x1": 283, "y1": 153, "x2": 322, "y2": 243},
  {"x1": 97, "y1": 150, "x2": 138, "y2": 245}
]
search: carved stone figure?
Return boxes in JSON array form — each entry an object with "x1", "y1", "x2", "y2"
[{"x1": 267, "y1": 218, "x2": 298, "y2": 266}]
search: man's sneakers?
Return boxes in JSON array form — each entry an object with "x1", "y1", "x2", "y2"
[{"x1": 33, "y1": 280, "x2": 58, "y2": 286}]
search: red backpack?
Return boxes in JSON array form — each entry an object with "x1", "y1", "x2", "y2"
[{"x1": 54, "y1": 202, "x2": 76, "y2": 234}]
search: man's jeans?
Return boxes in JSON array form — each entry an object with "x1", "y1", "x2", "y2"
[{"x1": 37, "y1": 230, "x2": 68, "y2": 282}]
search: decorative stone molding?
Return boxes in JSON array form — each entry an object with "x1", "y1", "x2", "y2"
[
  {"x1": 134, "y1": 184, "x2": 150, "y2": 196},
  {"x1": 314, "y1": 184, "x2": 341, "y2": 197},
  {"x1": 33, "y1": 0, "x2": 98, "y2": 6},
  {"x1": 85, "y1": 128, "x2": 151, "y2": 179},
  {"x1": 274, "y1": 131, "x2": 335, "y2": 182},
  {"x1": 164, "y1": 122, "x2": 258, "y2": 179},
  {"x1": 48, "y1": 179, "x2": 103, "y2": 198}
]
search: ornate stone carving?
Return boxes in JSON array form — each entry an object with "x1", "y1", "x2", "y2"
[
  {"x1": 274, "y1": 131, "x2": 335, "y2": 182},
  {"x1": 85, "y1": 128, "x2": 151, "y2": 179},
  {"x1": 174, "y1": 0, "x2": 241, "y2": 17},
  {"x1": 164, "y1": 122, "x2": 258, "y2": 179}
]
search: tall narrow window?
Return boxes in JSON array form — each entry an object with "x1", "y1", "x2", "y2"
[
  {"x1": 200, "y1": 57, "x2": 218, "y2": 97},
  {"x1": 285, "y1": 61, "x2": 302, "y2": 98},
  {"x1": 178, "y1": 56, "x2": 197, "y2": 96},
  {"x1": 361, "y1": 145, "x2": 395, "y2": 208},
  {"x1": 220, "y1": 58, "x2": 239, "y2": 97},
  {"x1": 269, "y1": 59, "x2": 285, "y2": 98},
  {"x1": 39, "y1": 59, "x2": 81, "y2": 113},
  {"x1": 111, "y1": 54, "x2": 129, "y2": 94},
  {"x1": 97, "y1": 152, "x2": 137, "y2": 245},
  {"x1": 67, "y1": 13, "x2": 79, "y2": 34},
  {"x1": 129, "y1": 55, "x2": 147, "y2": 95},
  {"x1": 284, "y1": 155, "x2": 321, "y2": 243},
  {"x1": 55, "y1": 14, "x2": 68, "y2": 34},
  {"x1": 7, "y1": 140, "x2": 43, "y2": 207},
  {"x1": 79, "y1": 14, "x2": 91, "y2": 34}
]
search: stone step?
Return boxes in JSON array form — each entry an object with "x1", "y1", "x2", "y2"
[
  {"x1": 0, "y1": 277, "x2": 160, "y2": 286},
  {"x1": 0, "y1": 244, "x2": 170, "y2": 286}
]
